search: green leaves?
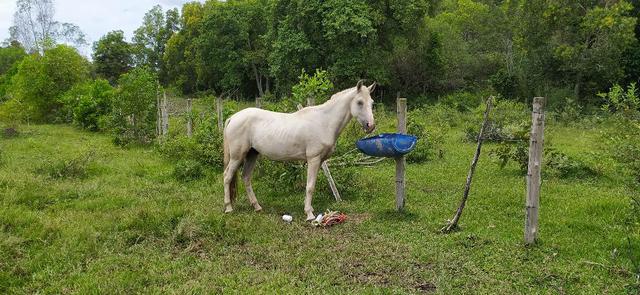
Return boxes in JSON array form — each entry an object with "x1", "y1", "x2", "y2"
[{"x1": 92, "y1": 31, "x2": 133, "y2": 84}]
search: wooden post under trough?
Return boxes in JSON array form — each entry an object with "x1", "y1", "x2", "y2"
[
  {"x1": 186, "y1": 98, "x2": 193, "y2": 138},
  {"x1": 396, "y1": 96, "x2": 407, "y2": 211},
  {"x1": 525, "y1": 97, "x2": 545, "y2": 245},
  {"x1": 297, "y1": 103, "x2": 342, "y2": 202},
  {"x1": 216, "y1": 95, "x2": 224, "y2": 131}
]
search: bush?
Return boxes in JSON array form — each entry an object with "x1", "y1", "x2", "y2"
[
  {"x1": 7, "y1": 45, "x2": 90, "y2": 122},
  {"x1": 440, "y1": 91, "x2": 483, "y2": 113},
  {"x1": 36, "y1": 151, "x2": 96, "y2": 179},
  {"x1": 111, "y1": 67, "x2": 158, "y2": 146},
  {"x1": 158, "y1": 114, "x2": 225, "y2": 171},
  {"x1": 291, "y1": 69, "x2": 334, "y2": 106},
  {"x1": 59, "y1": 79, "x2": 114, "y2": 131},
  {"x1": 407, "y1": 105, "x2": 453, "y2": 162},
  {"x1": 173, "y1": 160, "x2": 205, "y2": 182},
  {"x1": 490, "y1": 143, "x2": 597, "y2": 178},
  {"x1": 465, "y1": 98, "x2": 529, "y2": 142},
  {"x1": 599, "y1": 83, "x2": 639, "y2": 117}
]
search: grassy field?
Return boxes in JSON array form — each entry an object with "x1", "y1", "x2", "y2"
[{"x1": 0, "y1": 120, "x2": 638, "y2": 293}]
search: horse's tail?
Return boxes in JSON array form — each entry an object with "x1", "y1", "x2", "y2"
[{"x1": 223, "y1": 118, "x2": 237, "y2": 202}]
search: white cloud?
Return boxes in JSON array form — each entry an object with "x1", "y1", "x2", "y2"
[{"x1": 0, "y1": 0, "x2": 203, "y2": 56}]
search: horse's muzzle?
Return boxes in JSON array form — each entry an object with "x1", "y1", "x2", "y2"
[{"x1": 365, "y1": 122, "x2": 376, "y2": 133}]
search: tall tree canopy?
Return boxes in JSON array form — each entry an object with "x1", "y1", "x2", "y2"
[
  {"x1": 133, "y1": 5, "x2": 180, "y2": 85},
  {"x1": 8, "y1": 0, "x2": 86, "y2": 54},
  {"x1": 93, "y1": 30, "x2": 133, "y2": 84}
]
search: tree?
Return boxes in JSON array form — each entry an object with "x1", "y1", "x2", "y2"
[
  {"x1": 9, "y1": 44, "x2": 90, "y2": 121},
  {"x1": 111, "y1": 67, "x2": 158, "y2": 145},
  {"x1": 93, "y1": 30, "x2": 133, "y2": 84},
  {"x1": 133, "y1": 5, "x2": 180, "y2": 84},
  {"x1": 8, "y1": 0, "x2": 86, "y2": 54},
  {"x1": 547, "y1": 0, "x2": 636, "y2": 102},
  {"x1": 0, "y1": 41, "x2": 27, "y2": 75},
  {"x1": 164, "y1": 2, "x2": 204, "y2": 94}
]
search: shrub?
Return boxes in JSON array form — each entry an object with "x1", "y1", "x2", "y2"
[
  {"x1": 291, "y1": 69, "x2": 334, "y2": 106},
  {"x1": 599, "y1": 83, "x2": 639, "y2": 117},
  {"x1": 490, "y1": 143, "x2": 597, "y2": 178},
  {"x1": 465, "y1": 98, "x2": 530, "y2": 142},
  {"x1": 173, "y1": 160, "x2": 205, "y2": 182},
  {"x1": 59, "y1": 79, "x2": 114, "y2": 131},
  {"x1": 111, "y1": 67, "x2": 158, "y2": 146},
  {"x1": 36, "y1": 151, "x2": 96, "y2": 179},
  {"x1": 7, "y1": 45, "x2": 90, "y2": 122},
  {"x1": 440, "y1": 91, "x2": 483, "y2": 113},
  {"x1": 158, "y1": 114, "x2": 225, "y2": 171}
]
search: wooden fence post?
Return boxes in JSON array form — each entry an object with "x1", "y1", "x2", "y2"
[
  {"x1": 216, "y1": 95, "x2": 224, "y2": 131},
  {"x1": 396, "y1": 96, "x2": 407, "y2": 211},
  {"x1": 156, "y1": 91, "x2": 161, "y2": 137},
  {"x1": 186, "y1": 98, "x2": 193, "y2": 138},
  {"x1": 161, "y1": 91, "x2": 169, "y2": 136},
  {"x1": 297, "y1": 103, "x2": 342, "y2": 202},
  {"x1": 525, "y1": 97, "x2": 545, "y2": 245},
  {"x1": 255, "y1": 96, "x2": 262, "y2": 108}
]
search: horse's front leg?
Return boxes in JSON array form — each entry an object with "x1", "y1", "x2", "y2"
[{"x1": 304, "y1": 157, "x2": 322, "y2": 221}]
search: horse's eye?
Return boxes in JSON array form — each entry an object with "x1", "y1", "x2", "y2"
[{"x1": 357, "y1": 100, "x2": 364, "y2": 106}]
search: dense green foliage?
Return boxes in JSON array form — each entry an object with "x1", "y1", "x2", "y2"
[
  {"x1": 155, "y1": 0, "x2": 640, "y2": 103},
  {"x1": 59, "y1": 79, "x2": 114, "y2": 131},
  {"x1": 0, "y1": 45, "x2": 90, "y2": 122},
  {"x1": 111, "y1": 67, "x2": 158, "y2": 145},
  {"x1": 92, "y1": 31, "x2": 133, "y2": 84}
]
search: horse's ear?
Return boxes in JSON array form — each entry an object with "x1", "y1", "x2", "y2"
[
  {"x1": 357, "y1": 80, "x2": 364, "y2": 92},
  {"x1": 368, "y1": 82, "x2": 377, "y2": 93}
]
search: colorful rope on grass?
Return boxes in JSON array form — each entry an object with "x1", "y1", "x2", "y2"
[{"x1": 312, "y1": 210, "x2": 347, "y2": 227}]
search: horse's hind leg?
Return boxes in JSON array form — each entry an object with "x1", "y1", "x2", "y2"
[
  {"x1": 242, "y1": 149, "x2": 262, "y2": 212},
  {"x1": 223, "y1": 157, "x2": 243, "y2": 213}
]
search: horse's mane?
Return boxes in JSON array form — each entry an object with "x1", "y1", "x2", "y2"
[{"x1": 325, "y1": 87, "x2": 356, "y2": 103}]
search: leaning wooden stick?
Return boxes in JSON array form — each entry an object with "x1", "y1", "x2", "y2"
[
  {"x1": 441, "y1": 96, "x2": 493, "y2": 233},
  {"x1": 297, "y1": 103, "x2": 342, "y2": 202}
]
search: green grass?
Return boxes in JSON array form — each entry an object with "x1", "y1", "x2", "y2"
[{"x1": 0, "y1": 122, "x2": 638, "y2": 294}]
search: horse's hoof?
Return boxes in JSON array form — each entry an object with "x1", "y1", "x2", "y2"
[
  {"x1": 254, "y1": 205, "x2": 263, "y2": 212},
  {"x1": 223, "y1": 205, "x2": 233, "y2": 213},
  {"x1": 306, "y1": 214, "x2": 316, "y2": 221}
]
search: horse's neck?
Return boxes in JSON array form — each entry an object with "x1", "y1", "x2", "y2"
[{"x1": 315, "y1": 92, "x2": 354, "y2": 141}]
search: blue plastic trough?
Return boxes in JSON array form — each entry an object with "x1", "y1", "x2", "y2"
[{"x1": 356, "y1": 133, "x2": 418, "y2": 158}]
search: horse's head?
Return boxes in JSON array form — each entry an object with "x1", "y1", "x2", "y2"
[{"x1": 351, "y1": 80, "x2": 376, "y2": 133}]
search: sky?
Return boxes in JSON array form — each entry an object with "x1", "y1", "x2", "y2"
[{"x1": 0, "y1": 0, "x2": 204, "y2": 56}]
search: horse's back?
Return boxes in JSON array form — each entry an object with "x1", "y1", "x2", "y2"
[{"x1": 225, "y1": 107, "x2": 310, "y2": 161}]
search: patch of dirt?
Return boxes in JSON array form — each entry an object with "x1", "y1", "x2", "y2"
[
  {"x1": 415, "y1": 282, "x2": 437, "y2": 293},
  {"x1": 2, "y1": 127, "x2": 19, "y2": 138}
]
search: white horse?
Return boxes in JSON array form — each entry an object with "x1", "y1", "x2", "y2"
[{"x1": 223, "y1": 80, "x2": 376, "y2": 220}]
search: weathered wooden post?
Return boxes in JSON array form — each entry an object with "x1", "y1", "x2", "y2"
[
  {"x1": 524, "y1": 97, "x2": 545, "y2": 245},
  {"x1": 161, "y1": 91, "x2": 169, "y2": 136},
  {"x1": 255, "y1": 96, "x2": 262, "y2": 108},
  {"x1": 396, "y1": 96, "x2": 407, "y2": 211},
  {"x1": 297, "y1": 103, "x2": 342, "y2": 202},
  {"x1": 156, "y1": 86, "x2": 162, "y2": 137},
  {"x1": 186, "y1": 98, "x2": 193, "y2": 138},
  {"x1": 216, "y1": 95, "x2": 224, "y2": 131}
]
